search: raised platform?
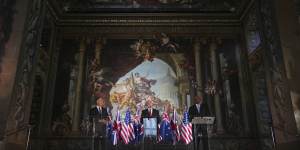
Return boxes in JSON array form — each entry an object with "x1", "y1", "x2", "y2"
[{"x1": 29, "y1": 135, "x2": 264, "y2": 150}]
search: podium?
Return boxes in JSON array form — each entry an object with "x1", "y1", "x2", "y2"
[
  {"x1": 191, "y1": 117, "x2": 215, "y2": 150},
  {"x1": 142, "y1": 118, "x2": 157, "y2": 150},
  {"x1": 143, "y1": 118, "x2": 157, "y2": 137},
  {"x1": 91, "y1": 118, "x2": 108, "y2": 150}
]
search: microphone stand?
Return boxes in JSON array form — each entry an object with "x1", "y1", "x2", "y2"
[
  {"x1": 25, "y1": 125, "x2": 34, "y2": 150},
  {"x1": 270, "y1": 123, "x2": 277, "y2": 150},
  {"x1": 193, "y1": 124, "x2": 197, "y2": 150},
  {"x1": 267, "y1": 108, "x2": 277, "y2": 150},
  {"x1": 92, "y1": 118, "x2": 96, "y2": 150}
]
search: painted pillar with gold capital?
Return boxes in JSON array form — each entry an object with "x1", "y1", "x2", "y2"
[
  {"x1": 95, "y1": 38, "x2": 104, "y2": 65},
  {"x1": 210, "y1": 38, "x2": 225, "y2": 133},
  {"x1": 83, "y1": 38, "x2": 105, "y2": 117},
  {"x1": 194, "y1": 38, "x2": 203, "y2": 97},
  {"x1": 72, "y1": 37, "x2": 86, "y2": 132}
]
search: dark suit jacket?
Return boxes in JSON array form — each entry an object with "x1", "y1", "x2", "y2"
[
  {"x1": 89, "y1": 106, "x2": 109, "y2": 136},
  {"x1": 188, "y1": 103, "x2": 210, "y2": 122},
  {"x1": 141, "y1": 108, "x2": 160, "y2": 124},
  {"x1": 89, "y1": 106, "x2": 109, "y2": 121}
]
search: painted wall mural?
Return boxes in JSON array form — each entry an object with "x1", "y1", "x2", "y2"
[
  {"x1": 110, "y1": 58, "x2": 179, "y2": 118},
  {"x1": 50, "y1": 33, "x2": 253, "y2": 137}
]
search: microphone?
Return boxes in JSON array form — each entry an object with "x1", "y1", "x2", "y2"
[{"x1": 107, "y1": 107, "x2": 110, "y2": 115}]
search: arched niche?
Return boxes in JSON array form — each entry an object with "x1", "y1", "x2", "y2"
[{"x1": 107, "y1": 53, "x2": 190, "y2": 118}]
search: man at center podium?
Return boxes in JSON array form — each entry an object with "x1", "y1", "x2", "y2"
[
  {"x1": 89, "y1": 96, "x2": 109, "y2": 121},
  {"x1": 141, "y1": 96, "x2": 160, "y2": 124},
  {"x1": 89, "y1": 96, "x2": 109, "y2": 150},
  {"x1": 188, "y1": 95, "x2": 210, "y2": 150},
  {"x1": 188, "y1": 95, "x2": 210, "y2": 120}
]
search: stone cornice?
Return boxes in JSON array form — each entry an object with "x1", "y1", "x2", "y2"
[{"x1": 57, "y1": 26, "x2": 242, "y2": 39}]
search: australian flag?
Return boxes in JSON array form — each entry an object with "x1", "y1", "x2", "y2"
[
  {"x1": 133, "y1": 107, "x2": 143, "y2": 144},
  {"x1": 106, "y1": 116, "x2": 113, "y2": 140},
  {"x1": 133, "y1": 122, "x2": 143, "y2": 143},
  {"x1": 159, "y1": 112, "x2": 172, "y2": 143}
]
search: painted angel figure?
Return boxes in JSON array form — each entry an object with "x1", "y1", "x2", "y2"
[
  {"x1": 154, "y1": 32, "x2": 179, "y2": 53},
  {"x1": 91, "y1": 68, "x2": 114, "y2": 95}
]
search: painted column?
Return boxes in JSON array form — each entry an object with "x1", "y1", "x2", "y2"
[
  {"x1": 95, "y1": 38, "x2": 103, "y2": 64},
  {"x1": 210, "y1": 38, "x2": 224, "y2": 133},
  {"x1": 83, "y1": 38, "x2": 104, "y2": 117},
  {"x1": 235, "y1": 42, "x2": 251, "y2": 133},
  {"x1": 194, "y1": 38, "x2": 203, "y2": 97},
  {"x1": 72, "y1": 37, "x2": 86, "y2": 131}
]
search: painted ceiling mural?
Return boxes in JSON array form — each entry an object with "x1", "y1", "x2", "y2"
[{"x1": 52, "y1": 0, "x2": 247, "y2": 13}]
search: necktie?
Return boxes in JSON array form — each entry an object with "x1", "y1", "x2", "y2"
[
  {"x1": 197, "y1": 104, "x2": 200, "y2": 113},
  {"x1": 149, "y1": 109, "x2": 152, "y2": 117},
  {"x1": 98, "y1": 107, "x2": 102, "y2": 114}
]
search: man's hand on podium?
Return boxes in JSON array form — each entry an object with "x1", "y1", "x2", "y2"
[{"x1": 98, "y1": 119, "x2": 108, "y2": 124}]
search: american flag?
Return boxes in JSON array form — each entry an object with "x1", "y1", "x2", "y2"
[
  {"x1": 120, "y1": 108, "x2": 135, "y2": 144},
  {"x1": 181, "y1": 109, "x2": 193, "y2": 144}
]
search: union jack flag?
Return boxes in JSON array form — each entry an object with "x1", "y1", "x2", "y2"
[
  {"x1": 121, "y1": 108, "x2": 135, "y2": 144},
  {"x1": 171, "y1": 108, "x2": 180, "y2": 145},
  {"x1": 112, "y1": 108, "x2": 121, "y2": 145},
  {"x1": 180, "y1": 109, "x2": 193, "y2": 144}
]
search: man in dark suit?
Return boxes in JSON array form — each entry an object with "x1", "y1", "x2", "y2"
[
  {"x1": 188, "y1": 95, "x2": 210, "y2": 150},
  {"x1": 141, "y1": 97, "x2": 160, "y2": 124},
  {"x1": 90, "y1": 96, "x2": 109, "y2": 121},
  {"x1": 188, "y1": 95, "x2": 210, "y2": 121},
  {"x1": 141, "y1": 97, "x2": 160, "y2": 148},
  {"x1": 89, "y1": 96, "x2": 109, "y2": 150}
]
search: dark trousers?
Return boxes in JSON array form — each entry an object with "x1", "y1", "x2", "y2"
[
  {"x1": 94, "y1": 137, "x2": 106, "y2": 150},
  {"x1": 93, "y1": 121, "x2": 107, "y2": 150},
  {"x1": 193, "y1": 125, "x2": 209, "y2": 150}
]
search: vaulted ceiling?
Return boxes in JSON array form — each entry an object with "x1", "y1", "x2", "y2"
[
  {"x1": 47, "y1": 0, "x2": 254, "y2": 36},
  {"x1": 50, "y1": 0, "x2": 249, "y2": 13}
]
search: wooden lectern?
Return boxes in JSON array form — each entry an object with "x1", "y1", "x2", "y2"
[
  {"x1": 191, "y1": 117, "x2": 215, "y2": 150},
  {"x1": 92, "y1": 118, "x2": 108, "y2": 150}
]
